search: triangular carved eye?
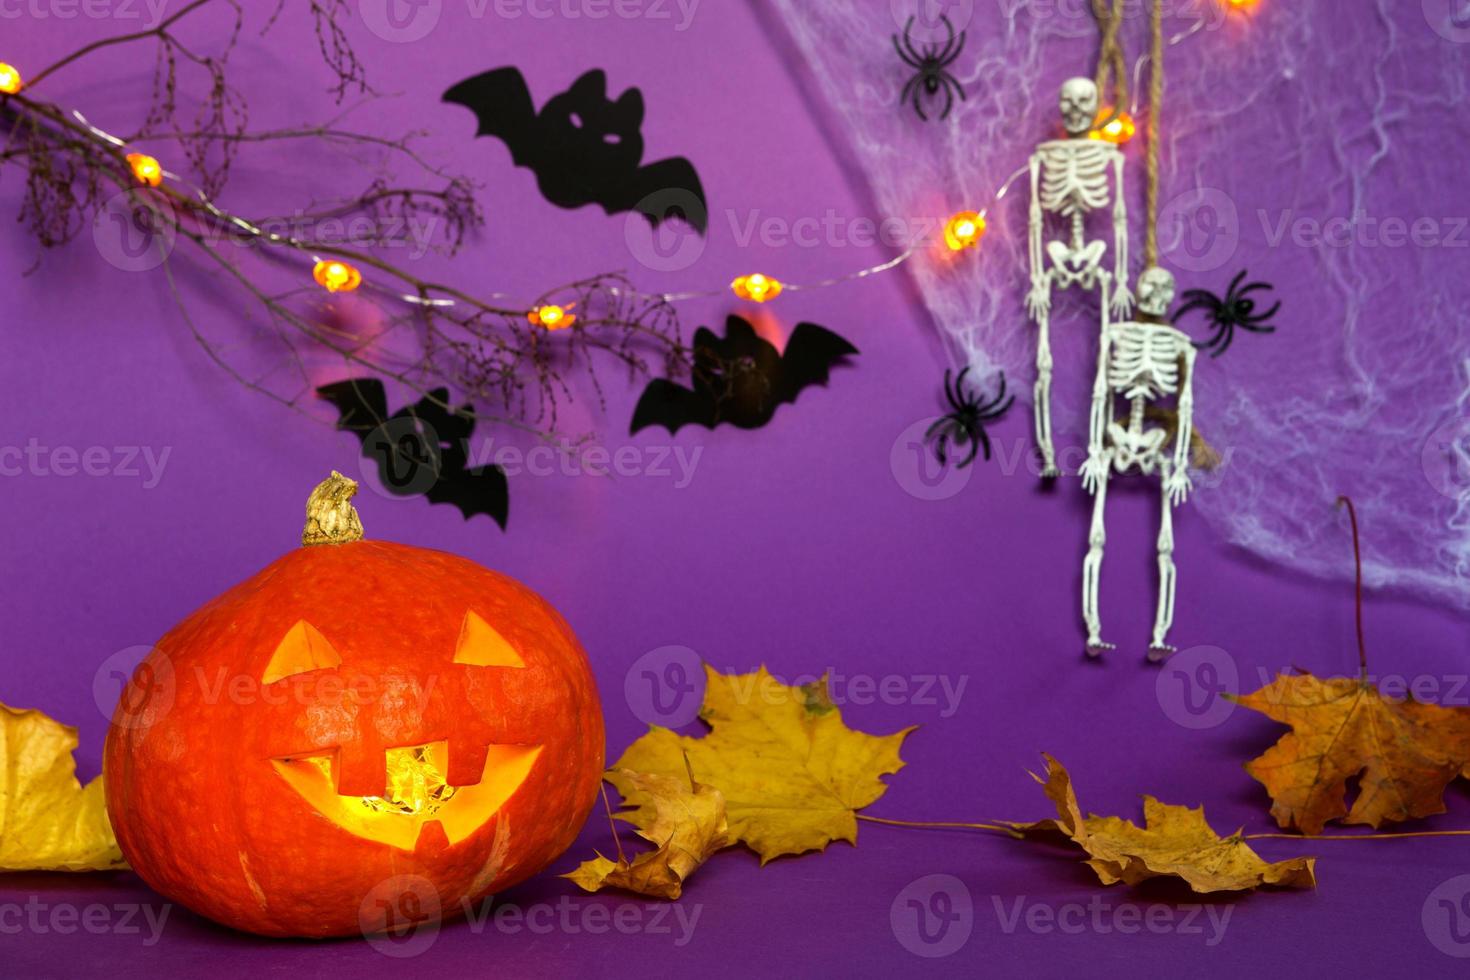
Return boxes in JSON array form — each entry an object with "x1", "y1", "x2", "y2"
[
  {"x1": 263, "y1": 620, "x2": 342, "y2": 684},
  {"x1": 454, "y1": 611, "x2": 526, "y2": 668}
]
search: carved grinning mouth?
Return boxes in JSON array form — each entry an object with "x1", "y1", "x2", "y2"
[{"x1": 272, "y1": 740, "x2": 542, "y2": 851}]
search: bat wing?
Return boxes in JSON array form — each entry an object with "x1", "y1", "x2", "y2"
[
  {"x1": 777, "y1": 323, "x2": 859, "y2": 404},
  {"x1": 619, "y1": 156, "x2": 709, "y2": 233},
  {"x1": 317, "y1": 378, "x2": 391, "y2": 441},
  {"x1": 424, "y1": 461, "x2": 510, "y2": 529},
  {"x1": 442, "y1": 67, "x2": 539, "y2": 168},
  {"x1": 630, "y1": 378, "x2": 716, "y2": 435}
]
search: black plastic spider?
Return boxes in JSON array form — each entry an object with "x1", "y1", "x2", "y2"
[
  {"x1": 893, "y1": 15, "x2": 967, "y2": 122},
  {"x1": 926, "y1": 368, "x2": 1013, "y2": 468},
  {"x1": 1175, "y1": 270, "x2": 1281, "y2": 358}
]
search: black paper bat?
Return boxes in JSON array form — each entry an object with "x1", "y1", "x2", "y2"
[
  {"x1": 631, "y1": 317, "x2": 858, "y2": 434},
  {"x1": 443, "y1": 67, "x2": 707, "y2": 233},
  {"x1": 317, "y1": 378, "x2": 509, "y2": 528}
]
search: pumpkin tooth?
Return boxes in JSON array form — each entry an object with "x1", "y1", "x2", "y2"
[
  {"x1": 334, "y1": 745, "x2": 388, "y2": 798},
  {"x1": 446, "y1": 739, "x2": 490, "y2": 788}
]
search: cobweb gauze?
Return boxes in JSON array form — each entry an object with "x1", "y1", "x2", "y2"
[{"x1": 767, "y1": 0, "x2": 1470, "y2": 610}]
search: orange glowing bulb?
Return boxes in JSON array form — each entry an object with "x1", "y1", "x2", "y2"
[
  {"x1": 944, "y1": 211, "x2": 986, "y2": 251},
  {"x1": 1089, "y1": 110, "x2": 1137, "y2": 144},
  {"x1": 0, "y1": 63, "x2": 21, "y2": 95},
  {"x1": 1226, "y1": 0, "x2": 1258, "y2": 8},
  {"x1": 732, "y1": 273, "x2": 783, "y2": 303},
  {"x1": 529, "y1": 304, "x2": 575, "y2": 330},
  {"x1": 313, "y1": 259, "x2": 362, "y2": 293},
  {"x1": 126, "y1": 153, "x2": 163, "y2": 187}
]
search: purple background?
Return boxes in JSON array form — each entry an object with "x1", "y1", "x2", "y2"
[{"x1": 3, "y1": 2, "x2": 1469, "y2": 977}]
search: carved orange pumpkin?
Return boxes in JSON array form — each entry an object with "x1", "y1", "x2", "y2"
[{"x1": 103, "y1": 473, "x2": 605, "y2": 938}]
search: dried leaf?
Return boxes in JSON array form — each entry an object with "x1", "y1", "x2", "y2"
[
  {"x1": 1011, "y1": 755, "x2": 1315, "y2": 894},
  {"x1": 615, "y1": 666, "x2": 914, "y2": 863},
  {"x1": 564, "y1": 770, "x2": 728, "y2": 900},
  {"x1": 1231, "y1": 673, "x2": 1470, "y2": 835},
  {"x1": 0, "y1": 702, "x2": 126, "y2": 871}
]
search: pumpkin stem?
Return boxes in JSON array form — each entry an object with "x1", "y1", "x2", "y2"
[{"x1": 303, "y1": 472, "x2": 365, "y2": 546}]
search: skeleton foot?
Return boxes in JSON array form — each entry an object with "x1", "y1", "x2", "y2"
[
  {"x1": 1146, "y1": 643, "x2": 1176, "y2": 665},
  {"x1": 1086, "y1": 639, "x2": 1115, "y2": 659}
]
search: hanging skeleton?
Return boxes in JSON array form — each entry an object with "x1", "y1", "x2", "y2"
[
  {"x1": 1027, "y1": 78, "x2": 1134, "y2": 477},
  {"x1": 1080, "y1": 267, "x2": 1196, "y2": 661}
]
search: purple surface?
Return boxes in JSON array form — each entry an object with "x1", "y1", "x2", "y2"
[{"x1": 2, "y1": 3, "x2": 1469, "y2": 978}]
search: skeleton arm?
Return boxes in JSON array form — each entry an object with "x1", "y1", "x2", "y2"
[
  {"x1": 1026, "y1": 153, "x2": 1049, "y2": 318},
  {"x1": 1082, "y1": 327, "x2": 1113, "y2": 494},
  {"x1": 1110, "y1": 150, "x2": 1134, "y2": 316},
  {"x1": 1166, "y1": 343, "x2": 1197, "y2": 505}
]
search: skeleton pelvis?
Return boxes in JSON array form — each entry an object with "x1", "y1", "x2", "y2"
[
  {"x1": 1107, "y1": 423, "x2": 1167, "y2": 474},
  {"x1": 1046, "y1": 240, "x2": 1106, "y2": 279}
]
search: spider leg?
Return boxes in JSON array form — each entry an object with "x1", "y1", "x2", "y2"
[
  {"x1": 938, "y1": 79, "x2": 956, "y2": 121},
  {"x1": 1174, "y1": 295, "x2": 1218, "y2": 320},
  {"x1": 976, "y1": 427, "x2": 994, "y2": 463},
  {"x1": 1226, "y1": 270, "x2": 1248, "y2": 297},
  {"x1": 913, "y1": 83, "x2": 931, "y2": 122},
  {"x1": 1192, "y1": 323, "x2": 1226, "y2": 353},
  {"x1": 893, "y1": 34, "x2": 923, "y2": 69},
  {"x1": 899, "y1": 18, "x2": 926, "y2": 65},
  {"x1": 1209, "y1": 325, "x2": 1237, "y2": 359},
  {"x1": 956, "y1": 429, "x2": 980, "y2": 469},
  {"x1": 978, "y1": 393, "x2": 1016, "y2": 422},
  {"x1": 1241, "y1": 300, "x2": 1281, "y2": 327},
  {"x1": 942, "y1": 369, "x2": 961, "y2": 412},
  {"x1": 940, "y1": 28, "x2": 967, "y2": 68},
  {"x1": 934, "y1": 17, "x2": 959, "y2": 62},
  {"x1": 926, "y1": 416, "x2": 954, "y2": 442},
  {"x1": 901, "y1": 76, "x2": 922, "y2": 114}
]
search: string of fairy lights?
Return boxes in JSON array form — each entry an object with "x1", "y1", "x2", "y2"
[{"x1": 0, "y1": 2, "x2": 1248, "y2": 331}]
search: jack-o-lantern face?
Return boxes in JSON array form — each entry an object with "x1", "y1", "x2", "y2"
[
  {"x1": 103, "y1": 479, "x2": 604, "y2": 939},
  {"x1": 266, "y1": 612, "x2": 542, "y2": 852}
]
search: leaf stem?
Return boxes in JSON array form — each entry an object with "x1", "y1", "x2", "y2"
[
  {"x1": 857, "y1": 814, "x2": 1013, "y2": 834},
  {"x1": 1247, "y1": 829, "x2": 1470, "y2": 841},
  {"x1": 1336, "y1": 495, "x2": 1369, "y2": 680}
]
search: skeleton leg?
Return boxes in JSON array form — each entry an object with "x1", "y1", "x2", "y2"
[
  {"x1": 1082, "y1": 455, "x2": 1113, "y2": 657},
  {"x1": 1034, "y1": 300, "x2": 1058, "y2": 478},
  {"x1": 1149, "y1": 463, "x2": 1179, "y2": 663}
]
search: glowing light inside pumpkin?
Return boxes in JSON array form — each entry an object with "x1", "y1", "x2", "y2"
[
  {"x1": 126, "y1": 152, "x2": 163, "y2": 187},
  {"x1": 944, "y1": 211, "x2": 986, "y2": 251},
  {"x1": 1089, "y1": 110, "x2": 1137, "y2": 144},
  {"x1": 528, "y1": 304, "x2": 575, "y2": 330},
  {"x1": 313, "y1": 259, "x2": 362, "y2": 293},
  {"x1": 0, "y1": 63, "x2": 21, "y2": 95},
  {"x1": 732, "y1": 273, "x2": 782, "y2": 303},
  {"x1": 303, "y1": 745, "x2": 458, "y2": 816}
]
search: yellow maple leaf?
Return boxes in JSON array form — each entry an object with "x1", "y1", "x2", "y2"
[
  {"x1": 615, "y1": 665, "x2": 914, "y2": 863},
  {"x1": 0, "y1": 702, "x2": 126, "y2": 871},
  {"x1": 1231, "y1": 673, "x2": 1470, "y2": 835},
  {"x1": 564, "y1": 770, "x2": 728, "y2": 900},
  {"x1": 1011, "y1": 755, "x2": 1315, "y2": 893}
]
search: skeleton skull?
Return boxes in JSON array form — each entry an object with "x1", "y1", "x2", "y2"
[
  {"x1": 1059, "y1": 78, "x2": 1099, "y2": 137},
  {"x1": 1136, "y1": 267, "x2": 1177, "y2": 318}
]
